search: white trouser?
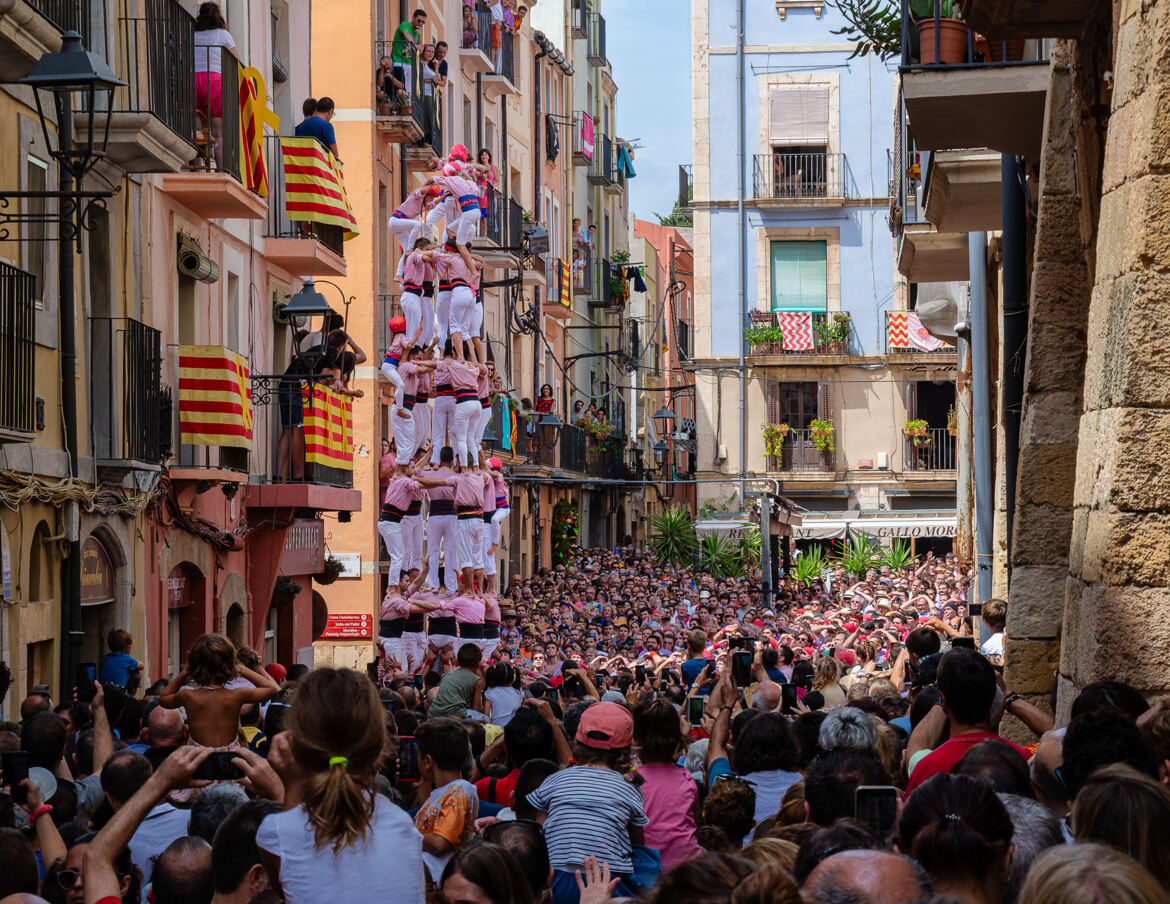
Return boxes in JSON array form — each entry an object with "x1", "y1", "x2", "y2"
[
  {"x1": 477, "y1": 638, "x2": 499, "y2": 659},
  {"x1": 377, "y1": 520, "x2": 406, "y2": 583},
  {"x1": 435, "y1": 289, "x2": 452, "y2": 345},
  {"x1": 481, "y1": 516, "x2": 497, "y2": 576},
  {"x1": 402, "y1": 631, "x2": 426, "y2": 673},
  {"x1": 392, "y1": 406, "x2": 416, "y2": 462},
  {"x1": 474, "y1": 404, "x2": 493, "y2": 458},
  {"x1": 430, "y1": 396, "x2": 456, "y2": 461},
  {"x1": 468, "y1": 298, "x2": 483, "y2": 340},
  {"x1": 412, "y1": 401, "x2": 431, "y2": 456},
  {"x1": 427, "y1": 199, "x2": 450, "y2": 236},
  {"x1": 456, "y1": 517, "x2": 484, "y2": 569},
  {"x1": 418, "y1": 293, "x2": 435, "y2": 346},
  {"x1": 379, "y1": 635, "x2": 406, "y2": 669},
  {"x1": 448, "y1": 285, "x2": 475, "y2": 342},
  {"x1": 491, "y1": 507, "x2": 508, "y2": 548},
  {"x1": 381, "y1": 359, "x2": 404, "y2": 398},
  {"x1": 453, "y1": 399, "x2": 481, "y2": 466},
  {"x1": 389, "y1": 216, "x2": 423, "y2": 268},
  {"x1": 403, "y1": 514, "x2": 423, "y2": 572},
  {"x1": 401, "y1": 290, "x2": 423, "y2": 346},
  {"x1": 455, "y1": 207, "x2": 481, "y2": 246},
  {"x1": 426, "y1": 514, "x2": 458, "y2": 591}
]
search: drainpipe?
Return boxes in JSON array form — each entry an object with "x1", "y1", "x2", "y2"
[
  {"x1": 1000, "y1": 155, "x2": 1026, "y2": 581},
  {"x1": 969, "y1": 232, "x2": 992, "y2": 605},
  {"x1": 535, "y1": 45, "x2": 547, "y2": 405},
  {"x1": 736, "y1": 0, "x2": 746, "y2": 504}
]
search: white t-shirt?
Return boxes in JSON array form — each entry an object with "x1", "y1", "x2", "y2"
[
  {"x1": 257, "y1": 794, "x2": 425, "y2": 904},
  {"x1": 484, "y1": 685, "x2": 523, "y2": 726},
  {"x1": 194, "y1": 28, "x2": 236, "y2": 75},
  {"x1": 981, "y1": 632, "x2": 1005, "y2": 658}
]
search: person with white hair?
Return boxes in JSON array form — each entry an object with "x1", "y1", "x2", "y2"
[{"x1": 818, "y1": 706, "x2": 880, "y2": 753}]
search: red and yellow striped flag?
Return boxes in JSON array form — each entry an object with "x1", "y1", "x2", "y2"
[
  {"x1": 238, "y1": 65, "x2": 279, "y2": 197},
  {"x1": 279, "y1": 137, "x2": 359, "y2": 239},
  {"x1": 558, "y1": 259, "x2": 570, "y2": 307},
  {"x1": 303, "y1": 384, "x2": 353, "y2": 470},
  {"x1": 178, "y1": 345, "x2": 253, "y2": 450}
]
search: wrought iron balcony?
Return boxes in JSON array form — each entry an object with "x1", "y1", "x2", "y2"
[
  {"x1": 753, "y1": 153, "x2": 848, "y2": 202},
  {"x1": 588, "y1": 134, "x2": 613, "y2": 185},
  {"x1": 90, "y1": 317, "x2": 170, "y2": 470},
  {"x1": 587, "y1": 12, "x2": 606, "y2": 66},
  {"x1": 766, "y1": 428, "x2": 834, "y2": 473},
  {"x1": 744, "y1": 311, "x2": 852, "y2": 357},
  {"x1": 904, "y1": 427, "x2": 956, "y2": 472}
]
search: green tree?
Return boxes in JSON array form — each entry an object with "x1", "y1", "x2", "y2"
[{"x1": 648, "y1": 505, "x2": 698, "y2": 567}]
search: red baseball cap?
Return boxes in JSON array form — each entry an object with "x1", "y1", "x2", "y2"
[
  {"x1": 575, "y1": 702, "x2": 633, "y2": 750},
  {"x1": 265, "y1": 662, "x2": 287, "y2": 683}
]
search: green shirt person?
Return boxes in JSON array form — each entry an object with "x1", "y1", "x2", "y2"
[
  {"x1": 431, "y1": 644, "x2": 484, "y2": 719},
  {"x1": 392, "y1": 9, "x2": 427, "y2": 63}
]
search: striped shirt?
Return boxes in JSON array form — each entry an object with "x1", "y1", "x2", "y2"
[{"x1": 527, "y1": 766, "x2": 648, "y2": 874}]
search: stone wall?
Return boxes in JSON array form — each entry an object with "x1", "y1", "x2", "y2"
[
  {"x1": 1003, "y1": 33, "x2": 1108, "y2": 735},
  {"x1": 1057, "y1": 0, "x2": 1170, "y2": 720}
]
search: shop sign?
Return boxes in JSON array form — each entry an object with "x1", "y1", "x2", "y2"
[
  {"x1": 318, "y1": 613, "x2": 373, "y2": 640},
  {"x1": 283, "y1": 519, "x2": 324, "y2": 574},
  {"x1": 81, "y1": 538, "x2": 115, "y2": 606},
  {"x1": 168, "y1": 564, "x2": 194, "y2": 609}
]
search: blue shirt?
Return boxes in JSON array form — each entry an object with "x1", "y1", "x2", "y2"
[
  {"x1": 681, "y1": 657, "x2": 711, "y2": 690},
  {"x1": 764, "y1": 666, "x2": 787, "y2": 684},
  {"x1": 294, "y1": 116, "x2": 336, "y2": 149},
  {"x1": 99, "y1": 651, "x2": 139, "y2": 687}
]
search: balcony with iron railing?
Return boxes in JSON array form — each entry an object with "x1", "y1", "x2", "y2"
[
  {"x1": 482, "y1": 17, "x2": 517, "y2": 99},
  {"x1": 263, "y1": 133, "x2": 348, "y2": 277},
  {"x1": 588, "y1": 257, "x2": 614, "y2": 308},
  {"x1": 28, "y1": 0, "x2": 90, "y2": 45},
  {"x1": 885, "y1": 310, "x2": 956, "y2": 356},
  {"x1": 587, "y1": 12, "x2": 606, "y2": 66},
  {"x1": 90, "y1": 317, "x2": 170, "y2": 474},
  {"x1": 752, "y1": 153, "x2": 848, "y2": 203},
  {"x1": 765, "y1": 429, "x2": 834, "y2": 474},
  {"x1": 571, "y1": 0, "x2": 589, "y2": 38},
  {"x1": 571, "y1": 111, "x2": 595, "y2": 167},
  {"x1": 744, "y1": 310, "x2": 853, "y2": 358},
  {"x1": 0, "y1": 0, "x2": 90, "y2": 81},
  {"x1": 903, "y1": 427, "x2": 956, "y2": 473},
  {"x1": 606, "y1": 148, "x2": 626, "y2": 195},
  {"x1": 374, "y1": 40, "x2": 426, "y2": 145},
  {"x1": 588, "y1": 134, "x2": 613, "y2": 186},
  {"x1": 544, "y1": 258, "x2": 572, "y2": 320},
  {"x1": 572, "y1": 245, "x2": 593, "y2": 295},
  {"x1": 0, "y1": 263, "x2": 36, "y2": 442}
]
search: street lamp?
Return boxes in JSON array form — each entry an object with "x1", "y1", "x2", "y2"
[
  {"x1": 652, "y1": 405, "x2": 676, "y2": 439},
  {"x1": 1, "y1": 33, "x2": 123, "y2": 695},
  {"x1": 652, "y1": 439, "x2": 669, "y2": 468}
]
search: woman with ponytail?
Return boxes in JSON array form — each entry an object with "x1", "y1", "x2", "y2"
[
  {"x1": 896, "y1": 772, "x2": 1014, "y2": 904},
  {"x1": 256, "y1": 668, "x2": 425, "y2": 903}
]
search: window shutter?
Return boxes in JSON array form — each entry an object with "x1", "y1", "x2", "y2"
[
  {"x1": 769, "y1": 86, "x2": 830, "y2": 145},
  {"x1": 767, "y1": 382, "x2": 780, "y2": 469},
  {"x1": 817, "y1": 381, "x2": 833, "y2": 421}
]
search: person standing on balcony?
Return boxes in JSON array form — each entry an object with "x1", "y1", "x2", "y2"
[
  {"x1": 477, "y1": 149, "x2": 498, "y2": 238},
  {"x1": 392, "y1": 8, "x2": 427, "y2": 97},
  {"x1": 420, "y1": 43, "x2": 440, "y2": 147},
  {"x1": 433, "y1": 41, "x2": 450, "y2": 90},
  {"x1": 193, "y1": 2, "x2": 236, "y2": 173},
  {"x1": 462, "y1": 6, "x2": 478, "y2": 49},
  {"x1": 295, "y1": 97, "x2": 340, "y2": 161}
]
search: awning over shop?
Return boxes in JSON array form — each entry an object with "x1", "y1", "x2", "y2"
[{"x1": 793, "y1": 511, "x2": 956, "y2": 541}]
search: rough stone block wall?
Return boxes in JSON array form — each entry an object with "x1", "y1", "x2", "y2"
[
  {"x1": 1059, "y1": 0, "x2": 1170, "y2": 721},
  {"x1": 1003, "y1": 35, "x2": 1107, "y2": 738}
]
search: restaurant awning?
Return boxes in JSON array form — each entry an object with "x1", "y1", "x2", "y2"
[{"x1": 793, "y1": 511, "x2": 956, "y2": 541}]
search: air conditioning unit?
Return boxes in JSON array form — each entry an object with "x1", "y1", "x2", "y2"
[
  {"x1": 877, "y1": 451, "x2": 889, "y2": 470},
  {"x1": 716, "y1": 443, "x2": 728, "y2": 463}
]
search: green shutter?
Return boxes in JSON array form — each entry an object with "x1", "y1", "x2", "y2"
[{"x1": 769, "y1": 241, "x2": 828, "y2": 312}]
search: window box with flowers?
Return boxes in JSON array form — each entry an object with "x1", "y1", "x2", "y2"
[
  {"x1": 904, "y1": 418, "x2": 931, "y2": 446},
  {"x1": 809, "y1": 418, "x2": 835, "y2": 453},
  {"x1": 762, "y1": 423, "x2": 790, "y2": 458}
]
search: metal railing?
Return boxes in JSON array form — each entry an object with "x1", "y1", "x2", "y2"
[
  {"x1": 904, "y1": 427, "x2": 956, "y2": 471},
  {"x1": 91, "y1": 317, "x2": 169, "y2": 465},
  {"x1": 885, "y1": 310, "x2": 955, "y2": 354},
  {"x1": 900, "y1": 0, "x2": 1047, "y2": 69},
  {"x1": 571, "y1": 0, "x2": 589, "y2": 38},
  {"x1": 375, "y1": 40, "x2": 426, "y2": 134},
  {"x1": 679, "y1": 164, "x2": 693, "y2": 214},
  {"x1": 470, "y1": 6, "x2": 514, "y2": 81},
  {"x1": 608, "y1": 149, "x2": 626, "y2": 193},
  {"x1": 251, "y1": 373, "x2": 353, "y2": 488},
  {"x1": 676, "y1": 320, "x2": 690, "y2": 359},
  {"x1": 589, "y1": 133, "x2": 612, "y2": 185},
  {"x1": 28, "y1": 0, "x2": 91, "y2": 46},
  {"x1": 766, "y1": 428, "x2": 834, "y2": 473},
  {"x1": 191, "y1": 45, "x2": 242, "y2": 182},
  {"x1": 264, "y1": 134, "x2": 346, "y2": 258},
  {"x1": 590, "y1": 256, "x2": 612, "y2": 307},
  {"x1": 744, "y1": 311, "x2": 852, "y2": 356},
  {"x1": 114, "y1": 0, "x2": 197, "y2": 149},
  {"x1": 587, "y1": 12, "x2": 606, "y2": 65},
  {"x1": 753, "y1": 153, "x2": 848, "y2": 200},
  {"x1": 573, "y1": 245, "x2": 592, "y2": 293},
  {"x1": 572, "y1": 111, "x2": 594, "y2": 166},
  {"x1": 483, "y1": 188, "x2": 505, "y2": 244},
  {"x1": 507, "y1": 197, "x2": 523, "y2": 250},
  {"x1": 0, "y1": 263, "x2": 36, "y2": 436}
]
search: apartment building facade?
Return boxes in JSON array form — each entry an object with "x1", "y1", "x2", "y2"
[{"x1": 690, "y1": 0, "x2": 957, "y2": 552}]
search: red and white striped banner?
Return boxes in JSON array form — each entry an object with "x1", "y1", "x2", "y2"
[{"x1": 777, "y1": 311, "x2": 814, "y2": 351}]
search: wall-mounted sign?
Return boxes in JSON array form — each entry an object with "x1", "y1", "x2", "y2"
[
  {"x1": 81, "y1": 537, "x2": 115, "y2": 606},
  {"x1": 168, "y1": 563, "x2": 195, "y2": 609},
  {"x1": 318, "y1": 613, "x2": 373, "y2": 640},
  {"x1": 283, "y1": 519, "x2": 324, "y2": 574},
  {"x1": 331, "y1": 553, "x2": 361, "y2": 578}
]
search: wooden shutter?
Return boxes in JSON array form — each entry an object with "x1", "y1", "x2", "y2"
[
  {"x1": 818, "y1": 381, "x2": 833, "y2": 421},
  {"x1": 767, "y1": 382, "x2": 781, "y2": 469},
  {"x1": 769, "y1": 86, "x2": 830, "y2": 145}
]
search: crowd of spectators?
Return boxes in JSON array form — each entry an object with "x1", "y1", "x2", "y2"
[{"x1": 0, "y1": 547, "x2": 1166, "y2": 904}]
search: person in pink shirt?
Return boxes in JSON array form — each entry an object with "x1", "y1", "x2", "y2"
[
  {"x1": 378, "y1": 460, "x2": 449, "y2": 583},
  {"x1": 379, "y1": 565, "x2": 440, "y2": 673},
  {"x1": 447, "y1": 465, "x2": 488, "y2": 595},
  {"x1": 480, "y1": 593, "x2": 502, "y2": 660},
  {"x1": 433, "y1": 254, "x2": 453, "y2": 348},
  {"x1": 449, "y1": 354, "x2": 486, "y2": 466},
  {"x1": 425, "y1": 157, "x2": 485, "y2": 248},
  {"x1": 412, "y1": 345, "x2": 435, "y2": 457},
  {"x1": 380, "y1": 316, "x2": 409, "y2": 404},
  {"x1": 633, "y1": 699, "x2": 703, "y2": 870},
  {"x1": 393, "y1": 345, "x2": 436, "y2": 462},
  {"x1": 472, "y1": 361, "x2": 494, "y2": 461},
  {"x1": 487, "y1": 457, "x2": 509, "y2": 591},
  {"x1": 419, "y1": 447, "x2": 458, "y2": 595},
  {"x1": 430, "y1": 344, "x2": 457, "y2": 462},
  {"x1": 424, "y1": 243, "x2": 482, "y2": 363},
  {"x1": 479, "y1": 457, "x2": 498, "y2": 594},
  {"x1": 447, "y1": 590, "x2": 486, "y2": 655},
  {"x1": 389, "y1": 185, "x2": 439, "y2": 278},
  {"x1": 399, "y1": 237, "x2": 433, "y2": 348}
]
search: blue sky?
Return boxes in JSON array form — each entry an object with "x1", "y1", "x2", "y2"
[{"x1": 606, "y1": 0, "x2": 692, "y2": 222}]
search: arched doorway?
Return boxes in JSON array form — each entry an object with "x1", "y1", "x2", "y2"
[
  {"x1": 225, "y1": 604, "x2": 246, "y2": 649},
  {"x1": 28, "y1": 521, "x2": 54, "y2": 603},
  {"x1": 311, "y1": 591, "x2": 328, "y2": 642},
  {"x1": 166, "y1": 562, "x2": 206, "y2": 678}
]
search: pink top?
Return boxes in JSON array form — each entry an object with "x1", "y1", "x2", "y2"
[
  {"x1": 402, "y1": 251, "x2": 429, "y2": 287},
  {"x1": 384, "y1": 476, "x2": 422, "y2": 510},
  {"x1": 481, "y1": 476, "x2": 497, "y2": 514},
  {"x1": 443, "y1": 595, "x2": 486, "y2": 625},
  {"x1": 484, "y1": 595, "x2": 501, "y2": 622},
  {"x1": 449, "y1": 360, "x2": 480, "y2": 392},
  {"x1": 379, "y1": 452, "x2": 396, "y2": 489},
  {"x1": 418, "y1": 466, "x2": 455, "y2": 501},
  {"x1": 380, "y1": 591, "x2": 412, "y2": 621},
  {"x1": 636, "y1": 764, "x2": 703, "y2": 870},
  {"x1": 417, "y1": 370, "x2": 432, "y2": 395},
  {"x1": 396, "y1": 187, "x2": 430, "y2": 219},
  {"x1": 433, "y1": 358, "x2": 451, "y2": 386},
  {"x1": 432, "y1": 250, "x2": 476, "y2": 285},
  {"x1": 492, "y1": 473, "x2": 507, "y2": 498},
  {"x1": 400, "y1": 361, "x2": 420, "y2": 395},
  {"x1": 476, "y1": 370, "x2": 490, "y2": 398},
  {"x1": 436, "y1": 173, "x2": 479, "y2": 198},
  {"x1": 387, "y1": 331, "x2": 409, "y2": 361},
  {"x1": 447, "y1": 471, "x2": 487, "y2": 508}
]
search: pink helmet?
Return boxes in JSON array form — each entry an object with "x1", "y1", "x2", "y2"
[
  {"x1": 448, "y1": 143, "x2": 469, "y2": 162},
  {"x1": 488, "y1": 457, "x2": 503, "y2": 470}
]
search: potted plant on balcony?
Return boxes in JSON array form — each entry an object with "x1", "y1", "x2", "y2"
[
  {"x1": 975, "y1": 33, "x2": 1026, "y2": 62},
  {"x1": 947, "y1": 405, "x2": 958, "y2": 436},
  {"x1": 746, "y1": 324, "x2": 784, "y2": 355},
  {"x1": 904, "y1": 418, "x2": 932, "y2": 446},
  {"x1": 911, "y1": 0, "x2": 969, "y2": 65},
  {"x1": 314, "y1": 554, "x2": 345, "y2": 585},
  {"x1": 762, "y1": 423, "x2": 790, "y2": 458},
  {"x1": 273, "y1": 576, "x2": 302, "y2": 606},
  {"x1": 809, "y1": 418, "x2": 835, "y2": 453},
  {"x1": 815, "y1": 312, "x2": 852, "y2": 354}
]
